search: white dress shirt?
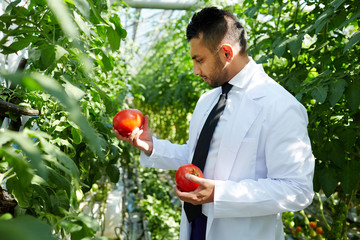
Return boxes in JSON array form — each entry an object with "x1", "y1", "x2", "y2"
[{"x1": 140, "y1": 58, "x2": 315, "y2": 240}]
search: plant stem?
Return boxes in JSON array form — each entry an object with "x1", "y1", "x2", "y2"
[
  {"x1": 316, "y1": 192, "x2": 332, "y2": 230},
  {"x1": 299, "y1": 209, "x2": 309, "y2": 225},
  {"x1": 0, "y1": 167, "x2": 14, "y2": 184}
]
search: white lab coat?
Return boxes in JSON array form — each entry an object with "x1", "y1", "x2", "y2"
[{"x1": 140, "y1": 59, "x2": 315, "y2": 240}]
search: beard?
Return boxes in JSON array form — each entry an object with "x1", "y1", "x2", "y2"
[{"x1": 204, "y1": 53, "x2": 229, "y2": 88}]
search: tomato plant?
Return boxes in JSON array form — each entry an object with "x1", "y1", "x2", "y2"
[
  {"x1": 310, "y1": 221, "x2": 317, "y2": 229},
  {"x1": 113, "y1": 109, "x2": 144, "y2": 137},
  {"x1": 175, "y1": 164, "x2": 204, "y2": 192},
  {"x1": 316, "y1": 227, "x2": 324, "y2": 235}
]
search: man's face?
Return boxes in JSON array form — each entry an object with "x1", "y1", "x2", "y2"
[{"x1": 190, "y1": 35, "x2": 229, "y2": 88}]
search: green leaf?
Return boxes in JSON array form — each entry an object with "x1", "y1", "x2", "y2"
[
  {"x1": 47, "y1": 166, "x2": 71, "y2": 196},
  {"x1": 329, "y1": 140, "x2": 345, "y2": 168},
  {"x1": 288, "y1": 34, "x2": 304, "y2": 57},
  {"x1": 101, "y1": 51, "x2": 113, "y2": 71},
  {"x1": 41, "y1": 45, "x2": 55, "y2": 69},
  {"x1": 318, "y1": 167, "x2": 338, "y2": 197},
  {"x1": 74, "y1": 0, "x2": 90, "y2": 18},
  {"x1": 346, "y1": 79, "x2": 360, "y2": 111},
  {"x1": 245, "y1": 6, "x2": 258, "y2": 18},
  {"x1": 273, "y1": 38, "x2": 287, "y2": 58},
  {"x1": 6, "y1": 177, "x2": 33, "y2": 208},
  {"x1": 339, "y1": 10, "x2": 360, "y2": 29},
  {"x1": 32, "y1": 184, "x2": 51, "y2": 205},
  {"x1": 62, "y1": 79, "x2": 86, "y2": 101},
  {"x1": 71, "y1": 127, "x2": 83, "y2": 144},
  {"x1": 0, "y1": 130, "x2": 47, "y2": 179},
  {"x1": 7, "y1": 37, "x2": 32, "y2": 51},
  {"x1": 22, "y1": 75, "x2": 42, "y2": 91},
  {"x1": 344, "y1": 31, "x2": 360, "y2": 52},
  {"x1": 329, "y1": 78, "x2": 347, "y2": 106},
  {"x1": 110, "y1": 14, "x2": 127, "y2": 39},
  {"x1": 87, "y1": 0, "x2": 108, "y2": 24},
  {"x1": 315, "y1": 8, "x2": 334, "y2": 34},
  {"x1": 0, "y1": 215, "x2": 56, "y2": 240},
  {"x1": 27, "y1": 73, "x2": 104, "y2": 159},
  {"x1": 54, "y1": 45, "x2": 68, "y2": 61},
  {"x1": 330, "y1": 0, "x2": 346, "y2": 10},
  {"x1": 311, "y1": 85, "x2": 328, "y2": 103},
  {"x1": 28, "y1": 130, "x2": 80, "y2": 178},
  {"x1": 107, "y1": 26, "x2": 121, "y2": 52},
  {"x1": 74, "y1": 11, "x2": 90, "y2": 37},
  {"x1": 58, "y1": 220, "x2": 83, "y2": 233},
  {"x1": 0, "y1": 146, "x2": 33, "y2": 186},
  {"x1": 106, "y1": 164, "x2": 120, "y2": 183},
  {"x1": 46, "y1": 0, "x2": 79, "y2": 44},
  {"x1": 337, "y1": 128, "x2": 356, "y2": 151},
  {"x1": 341, "y1": 161, "x2": 360, "y2": 194}
]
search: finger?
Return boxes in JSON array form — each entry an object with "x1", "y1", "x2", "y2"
[
  {"x1": 174, "y1": 186, "x2": 182, "y2": 196},
  {"x1": 174, "y1": 186, "x2": 193, "y2": 200},
  {"x1": 134, "y1": 129, "x2": 144, "y2": 143},
  {"x1": 143, "y1": 115, "x2": 150, "y2": 130},
  {"x1": 113, "y1": 128, "x2": 129, "y2": 141},
  {"x1": 186, "y1": 174, "x2": 205, "y2": 185},
  {"x1": 128, "y1": 127, "x2": 140, "y2": 143}
]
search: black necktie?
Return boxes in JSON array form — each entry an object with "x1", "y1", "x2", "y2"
[{"x1": 184, "y1": 82, "x2": 233, "y2": 223}]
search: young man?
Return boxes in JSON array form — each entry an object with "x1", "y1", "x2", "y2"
[{"x1": 114, "y1": 7, "x2": 315, "y2": 240}]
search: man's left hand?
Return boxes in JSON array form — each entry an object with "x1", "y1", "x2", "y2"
[{"x1": 175, "y1": 174, "x2": 215, "y2": 205}]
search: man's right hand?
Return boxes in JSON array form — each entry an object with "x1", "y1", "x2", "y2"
[{"x1": 113, "y1": 115, "x2": 153, "y2": 155}]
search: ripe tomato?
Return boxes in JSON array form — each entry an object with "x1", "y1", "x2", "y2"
[
  {"x1": 316, "y1": 227, "x2": 323, "y2": 234},
  {"x1": 309, "y1": 221, "x2": 317, "y2": 228},
  {"x1": 296, "y1": 226, "x2": 302, "y2": 232},
  {"x1": 175, "y1": 164, "x2": 204, "y2": 192},
  {"x1": 113, "y1": 109, "x2": 144, "y2": 137}
]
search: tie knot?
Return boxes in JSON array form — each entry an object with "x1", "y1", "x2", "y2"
[{"x1": 221, "y1": 82, "x2": 233, "y2": 95}]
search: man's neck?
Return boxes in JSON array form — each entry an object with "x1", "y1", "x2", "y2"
[{"x1": 227, "y1": 55, "x2": 250, "y2": 81}]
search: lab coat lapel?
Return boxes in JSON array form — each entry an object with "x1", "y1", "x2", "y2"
[{"x1": 214, "y1": 94, "x2": 262, "y2": 180}]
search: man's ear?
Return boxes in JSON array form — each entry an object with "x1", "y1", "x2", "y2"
[{"x1": 221, "y1": 44, "x2": 234, "y2": 61}]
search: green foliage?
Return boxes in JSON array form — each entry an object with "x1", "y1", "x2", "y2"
[
  {"x1": 137, "y1": 167, "x2": 181, "y2": 240},
  {"x1": 0, "y1": 0, "x2": 131, "y2": 238},
  {"x1": 0, "y1": 214, "x2": 56, "y2": 240}
]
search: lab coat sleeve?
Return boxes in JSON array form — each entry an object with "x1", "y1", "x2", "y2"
[
  {"x1": 213, "y1": 99, "x2": 315, "y2": 218},
  {"x1": 140, "y1": 137, "x2": 189, "y2": 171}
]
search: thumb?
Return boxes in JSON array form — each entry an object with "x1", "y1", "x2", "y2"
[
  {"x1": 186, "y1": 173, "x2": 204, "y2": 185},
  {"x1": 143, "y1": 115, "x2": 150, "y2": 130}
]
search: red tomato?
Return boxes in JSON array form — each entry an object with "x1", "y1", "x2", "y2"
[
  {"x1": 175, "y1": 164, "x2": 204, "y2": 192},
  {"x1": 113, "y1": 109, "x2": 144, "y2": 137},
  {"x1": 309, "y1": 221, "x2": 317, "y2": 229},
  {"x1": 316, "y1": 227, "x2": 323, "y2": 234},
  {"x1": 296, "y1": 226, "x2": 302, "y2": 232}
]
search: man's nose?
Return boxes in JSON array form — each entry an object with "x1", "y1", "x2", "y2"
[{"x1": 193, "y1": 64, "x2": 201, "y2": 76}]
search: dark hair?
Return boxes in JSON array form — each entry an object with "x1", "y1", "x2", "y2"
[{"x1": 186, "y1": 7, "x2": 247, "y2": 55}]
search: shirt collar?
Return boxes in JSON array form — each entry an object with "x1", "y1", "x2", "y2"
[{"x1": 228, "y1": 57, "x2": 262, "y2": 89}]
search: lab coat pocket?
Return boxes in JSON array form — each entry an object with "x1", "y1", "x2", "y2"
[{"x1": 229, "y1": 137, "x2": 258, "y2": 181}]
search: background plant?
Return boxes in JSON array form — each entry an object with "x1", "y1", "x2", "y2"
[{"x1": 0, "y1": 0, "x2": 133, "y2": 239}]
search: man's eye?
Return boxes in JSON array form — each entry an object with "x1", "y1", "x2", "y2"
[{"x1": 196, "y1": 59, "x2": 202, "y2": 63}]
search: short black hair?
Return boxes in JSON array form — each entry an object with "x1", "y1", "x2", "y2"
[{"x1": 186, "y1": 7, "x2": 247, "y2": 55}]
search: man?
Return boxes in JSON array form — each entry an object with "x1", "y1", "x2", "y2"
[{"x1": 114, "y1": 7, "x2": 314, "y2": 240}]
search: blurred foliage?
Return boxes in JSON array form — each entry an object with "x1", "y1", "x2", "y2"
[{"x1": 0, "y1": 0, "x2": 133, "y2": 239}]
